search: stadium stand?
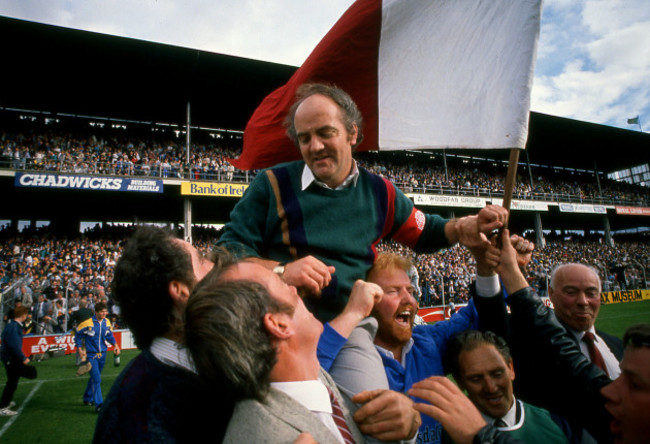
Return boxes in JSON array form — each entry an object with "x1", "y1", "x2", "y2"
[{"x1": 1, "y1": 117, "x2": 648, "y2": 206}]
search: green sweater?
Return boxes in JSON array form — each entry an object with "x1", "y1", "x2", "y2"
[
  {"x1": 494, "y1": 400, "x2": 571, "y2": 444},
  {"x1": 443, "y1": 400, "x2": 572, "y2": 444},
  {"x1": 218, "y1": 160, "x2": 449, "y2": 321}
]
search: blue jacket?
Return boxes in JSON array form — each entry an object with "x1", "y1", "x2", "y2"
[
  {"x1": 318, "y1": 300, "x2": 482, "y2": 444},
  {"x1": 74, "y1": 316, "x2": 116, "y2": 355},
  {"x1": 1, "y1": 319, "x2": 26, "y2": 363}
]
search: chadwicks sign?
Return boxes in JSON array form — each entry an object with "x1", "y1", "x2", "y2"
[{"x1": 15, "y1": 173, "x2": 163, "y2": 193}]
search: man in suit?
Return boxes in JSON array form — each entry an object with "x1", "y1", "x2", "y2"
[
  {"x1": 500, "y1": 262, "x2": 623, "y2": 442},
  {"x1": 31, "y1": 294, "x2": 51, "y2": 325},
  {"x1": 549, "y1": 263, "x2": 623, "y2": 376},
  {"x1": 186, "y1": 259, "x2": 422, "y2": 444}
]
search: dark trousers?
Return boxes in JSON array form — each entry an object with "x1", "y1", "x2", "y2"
[{"x1": 1, "y1": 360, "x2": 21, "y2": 408}]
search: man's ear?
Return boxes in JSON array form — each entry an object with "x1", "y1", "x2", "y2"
[
  {"x1": 168, "y1": 280, "x2": 190, "y2": 306},
  {"x1": 508, "y1": 359, "x2": 516, "y2": 381},
  {"x1": 348, "y1": 124, "x2": 358, "y2": 146},
  {"x1": 263, "y1": 312, "x2": 294, "y2": 340}
]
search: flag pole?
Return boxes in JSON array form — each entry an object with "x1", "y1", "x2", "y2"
[{"x1": 501, "y1": 148, "x2": 521, "y2": 230}]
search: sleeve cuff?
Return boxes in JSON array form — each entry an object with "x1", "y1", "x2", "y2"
[{"x1": 476, "y1": 274, "x2": 500, "y2": 297}]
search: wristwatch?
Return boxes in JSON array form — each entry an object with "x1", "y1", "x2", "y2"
[{"x1": 273, "y1": 263, "x2": 286, "y2": 279}]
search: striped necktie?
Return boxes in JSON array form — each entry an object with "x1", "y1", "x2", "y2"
[
  {"x1": 583, "y1": 331, "x2": 609, "y2": 376},
  {"x1": 327, "y1": 387, "x2": 355, "y2": 444}
]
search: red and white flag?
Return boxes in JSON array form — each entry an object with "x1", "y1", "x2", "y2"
[{"x1": 232, "y1": 0, "x2": 542, "y2": 170}]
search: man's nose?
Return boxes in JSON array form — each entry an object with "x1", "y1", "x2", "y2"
[
  {"x1": 309, "y1": 136, "x2": 324, "y2": 151},
  {"x1": 575, "y1": 292, "x2": 589, "y2": 305},
  {"x1": 401, "y1": 289, "x2": 418, "y2": 306},
  {"x1": 484, "y1": 377, "x2": 498, "y2": 393}
]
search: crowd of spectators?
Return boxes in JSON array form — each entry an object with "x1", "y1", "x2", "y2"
[
  {"x1": 1, "y1": 224, "x2": 647, "y2": 337},
  {"x1": 0, "y1": 225, "x2": 124, "y2": 335},
  {"x1": 360, "y1": 155, "x2": 649, "y2": 206},
  {"x1": 0, "y1": 126, "x2": 245, "y2": 182},
  {"x1": 376, "y1": 231, "x2": 649, "y2": 306},
  {"x1": 1, "y1": 122, "x2": 648, "y2": 206}
]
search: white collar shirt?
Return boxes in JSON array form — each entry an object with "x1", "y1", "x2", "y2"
[
  {"x1": 149, "y1": 337, "x2": 195, "y2": 373},
  {"x1": 569, "y1": 326, "x2": 621, "y2": 379},
  {"x1": 375, "y1": 337, "x2": 415, "y2": 367},
  {"x1": 301, "y1": 161, "x2": 359, "y2": 191},
  {"x1": 271, "y1": 378, "x2": 346, "y2": 444},
  {"x1": 482, "y1": 397, "x2": 519, "y2": 429}
]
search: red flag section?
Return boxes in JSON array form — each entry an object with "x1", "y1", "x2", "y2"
[{"x1": 232, "y1": 0, "x2": 381, "y2": 170}]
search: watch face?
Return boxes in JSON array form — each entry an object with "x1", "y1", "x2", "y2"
[{"x1": 273, "y1": 265, "x2": 285, "y2": 275}]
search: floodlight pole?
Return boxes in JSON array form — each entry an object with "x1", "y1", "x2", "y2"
[{"x1": 184, "y1": 101, "x2": 192, "y2": 244}]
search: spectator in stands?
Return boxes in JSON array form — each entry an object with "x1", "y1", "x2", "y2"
[
  {"x1": 443, "y1": 330, "x2": 573, "y2": 443},
  {"x1": 43, "y1": 277, "x2": 63, "y2": 301},
  {"x1": 186, "y1": 258, "x2": 422, "y2": 444},
  {"x1": 34, "y1": 314, "x2": 58, "y2": 335},
  {"x1": 74, "y1": 302, "x2": 120, "y2": 413},
  {"x1": 22, "y1": 313, "x2": 34, "y2": 335},
  {"x1": 15, "y1": 285, "x2": 33, "y2": 310},
  {"x1": 53, "y1": 300, "x2": 66, "y2": 332},
  {"x1": 1, "y1": 306, "x2": 36, "y2": 416},
  {"x1": 217, "y1": 82, "x2": 507, "y2": 321},
  {"x1": 31, "y1": 294, "x2": 51, "y2": 325},
  {"x1": 95, "y1": 226, "x2": 231, "y2": 443}
]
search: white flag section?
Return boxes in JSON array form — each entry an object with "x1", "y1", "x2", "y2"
[{"x1": 378, "y1": 0, "x2": 541, "y2": 150}]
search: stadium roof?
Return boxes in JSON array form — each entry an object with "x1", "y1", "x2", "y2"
[{"x1": 2, "y1": 16, "x2": 649, "y2": 174}]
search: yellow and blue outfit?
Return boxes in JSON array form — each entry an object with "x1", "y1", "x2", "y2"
[{"x1": 74, "y1": 315, "x2": 116, "y2": 409}]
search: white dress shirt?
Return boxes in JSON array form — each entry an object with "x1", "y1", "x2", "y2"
[
  {"x1": 301, "y1": 161, "x2": 359, "y2": 191},
  {"x1": 149, "y1": 337, "x2": 195, "y2": 373},
  {"x1": 569, "y1": 327, "x2": 621, "y2": 379},
  {"x1": 271, "y1": 378, "x2": 347, "y2": 444},
  {"x1": 482, "y1": 397, "x2": 520, "y2": 430}
]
